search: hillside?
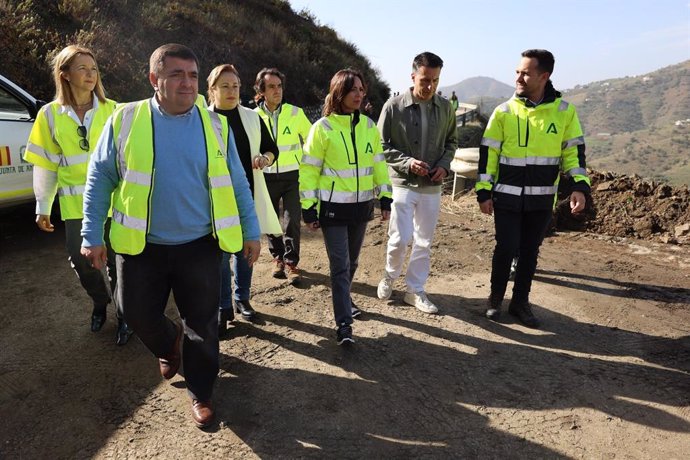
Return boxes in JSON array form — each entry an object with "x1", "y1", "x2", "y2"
[
  {"x1": 0, "y1": 0, "x2": 390, "y2": 114},
  {"x1": 564, "y1": 61, "x2": 690, "y2": 185},
  {"x1": 440, "y1": 76, "x2": 513, "y2": 101}
]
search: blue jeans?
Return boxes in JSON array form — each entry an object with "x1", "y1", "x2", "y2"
[
  {"x1": 219, "y1": 250, "x2": 253, "y2": 311},
  {"x1": 321, "y1": 221, "x2": 368, "y2": 327}
]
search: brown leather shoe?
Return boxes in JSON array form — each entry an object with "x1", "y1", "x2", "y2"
[
  {"x1": 191, "y1": 399, "x2": 214, "y2": 428},
  {"x1": 285, "y1": 264, "x2": 301, "y2": 286},
  {"x1": 159, "y1": 322, "x2": 183, "y2": 380},
  {"x1": 272, "y1": 259, "x2": 286, "y2": 279}
]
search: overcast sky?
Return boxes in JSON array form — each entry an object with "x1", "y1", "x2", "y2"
[{"x1": 288, "y1": 0, "x2": 690, "y2": 93}]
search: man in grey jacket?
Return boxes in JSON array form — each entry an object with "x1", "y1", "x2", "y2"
[{"x1": 377, "y1": 51, "x2": 458, "y2": 314}]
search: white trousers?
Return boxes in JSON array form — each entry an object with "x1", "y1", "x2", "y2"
[{"x1": 384, "y1": 186, "x2": 442, "y2": 293}]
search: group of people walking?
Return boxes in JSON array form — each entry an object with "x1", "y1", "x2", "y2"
[{"x1": 24, "y1": 42, "x2": 589, "y2": 428}]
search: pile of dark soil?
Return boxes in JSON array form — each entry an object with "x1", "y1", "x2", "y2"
[{"x1": 555, "y1": 170, "x2": 690, "y2": 243}]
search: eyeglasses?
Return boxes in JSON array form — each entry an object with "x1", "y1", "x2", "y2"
[{"x1": 77, "y1": 125, "x2": 89, "y2": 151}]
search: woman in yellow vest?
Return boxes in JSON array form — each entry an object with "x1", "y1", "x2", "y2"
[
  {"x1": 206, "y1": 64, "x2": 280, "y2": 333},
  {"x1": 300, "y1": 69, "x2": 392, "y2": 345},
  {"x1": 23, "y1": 45, "x2": 131, "y2": 345}
]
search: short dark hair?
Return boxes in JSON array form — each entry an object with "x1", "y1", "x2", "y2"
[
  {"x1": 412, "y1": 52, "x2": 444, "y2": 72},
  {"x1": 521, "y1": 49, "x2": 555, "y2": 74},
  {"x1": 254, "y1": 68, "x2": 285, "y2": 96},
  {"x1": 149, "y1": 43, "x2": 199, "y2": 76}
]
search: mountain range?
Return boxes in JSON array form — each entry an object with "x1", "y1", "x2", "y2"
[{"x1": 439, "y1": 76, "x2": 513, "y2": 101}]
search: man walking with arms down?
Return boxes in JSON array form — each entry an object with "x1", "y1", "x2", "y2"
[
  {"x1": 254, "y1": 68, "x2": 312, "y2": 285},
  {"x1": 81, "y1": 44, "x2": 260, "y2": 428},
  {"x1": 477, "y1": 49, "x2": 590, "y2": 328},
  {"x1": 376, "y1": 52, "x2": 458, "y2": 314}
]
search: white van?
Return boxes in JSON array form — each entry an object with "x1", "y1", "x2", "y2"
[{"x1": 0, "y1": 74, "x2": 43, "y2": 209}]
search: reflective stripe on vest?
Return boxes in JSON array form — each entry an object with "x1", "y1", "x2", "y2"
[
  {"x1": 301, "y1": 153, "x2": 323, "y2": 168},
  {"x1": 58, "y1": 184, "x2": 85, "y2": 196},
  {"x1": 494, "y1": 183, "x2": 522, "y2": 196},
  {"x1": 300, "y1": 190, "x2": 317, "y2": 200},
  {"x1": 562, "y1": 136, "x2": 585, "y2": 150},
  {"x1": 320, "y1": 189, "x2": 374, "y2": 203},
  {"x1": 59, "y1": 153, "x2": 89, "y2": 167},
  {"x1": 279, "y1": 143, "x2": 301, "y2": 152},
  {"x1": 113, "y1": 208, "x2": 146, "y2": 231},
  {"x1": 499, "y1": 156, "x2": 561, "y2": 166},
  {"x1": 322, "y1": 166, "x2": 374, "y2": 178},
  {"x1": 481, "y1": 137, "x2": 502, "y2": 150},
  {"x1": 215, "y1": 215, "x2": 242, "y2": 231},
  {"x1": 525, "y1": 185, "x2": 558, "y2": 195},
  {"x1": 566, "y1": 167, "x2": 587, "y2": 177},
  {"x1": 25, "y1": 142, "x2": 61, "y2": 165},
  {"x1": 319, "y1": 119, "x2": 333, "y2": 131},
  {"x1": 494, "y1": 184, "x2": 558, "y2": 196}
]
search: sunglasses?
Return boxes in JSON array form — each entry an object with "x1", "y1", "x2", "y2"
[{"x1": 77, "y1": 125, "x2": 90, "y2": 151}]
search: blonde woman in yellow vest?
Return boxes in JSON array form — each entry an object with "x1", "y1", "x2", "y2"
[
  {"x1": 23, "y1": 45, "x2": 132, "y2": 345},
  {"x1": 206, "y1": 63, "x2": 279, "y2": 332},
  {"x1": 300, "y1": 69, "x2": 392, "y2": 345}
]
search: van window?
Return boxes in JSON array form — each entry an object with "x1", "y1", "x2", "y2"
[{"x1": 0, "y1": 86, "x2": 31, "y2": 121}]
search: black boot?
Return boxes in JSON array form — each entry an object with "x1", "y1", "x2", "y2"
[
  {"x1": 91, "y1": 305, "x2": 107, "y2": 332},
  {"x1": 508, "y1": 300, "x2": 540, "y2": 328},
  {"x1": 116, "y1": 318, "x2": 133, "y2": 346},
  {"x1": 234, "y1": 300, "x2": 256, "y2": 321}
]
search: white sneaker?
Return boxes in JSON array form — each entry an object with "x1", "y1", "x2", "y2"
[
  {"x1": 377, "y1": 277, "x2": 394, "y2": 300},
  {"x1": 404, "y1": 291, "x2": 438, "y2": 314}
]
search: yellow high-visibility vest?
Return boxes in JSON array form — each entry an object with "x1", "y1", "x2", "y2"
[
  {"x1": 300, "y1": 112, "x2": 392, "y2": 212},
  {"x1": 24, "y1": 99, "x2": 117, "y2": 219},
  {"x1": 477, "y1": 95, "x2": 589, "y2": 210},
  {"x1": 109, "y1": 100, "x2": 243, "y2": 255},
  {"x1": 255, "y1": 103, "x2": 312, "y2": 174}
]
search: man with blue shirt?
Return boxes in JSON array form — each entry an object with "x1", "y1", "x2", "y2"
[{"x1": 81, "y1": 44, "x2": 260, "y2": 429}]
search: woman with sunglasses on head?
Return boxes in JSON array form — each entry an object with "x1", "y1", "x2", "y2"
[
  {"x1": 300, "y1": 68, "x2": 392, "y2": 345},
  {"x1": 23, "y1": 45, "x2": 132, "y2": 345},
  {"x1": 206, "y1": 64, "x2": 279, "y2": 334}
]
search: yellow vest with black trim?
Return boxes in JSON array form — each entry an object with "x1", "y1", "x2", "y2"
[
  {"x1": 300, "y1": 112, "x2": 392, "y2": 218},
  {"x1": 255, "y1": 103, "x2": 312, "y2": 174},
  {"x1": 24, "y1": 99, "x2": 117, "y2": 219},
  {"x1": 476, "y1": 94, "x2": 590, "y2": 211},
  {"x1": 109, "y1": 99, "x2": 242, "y2": 255}
]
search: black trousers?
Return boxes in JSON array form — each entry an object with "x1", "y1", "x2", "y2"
[
  {"x1": 491, "y1": 208, "x2": 552, "y2": 304},
  {"x1": 321, "y1": 221, "x2": 368, "y2": 327},
  {"x1": 65, "y1": 218, "x2": 122, "y2": 318},
  {"x1": 117, "y1": 234, "x2": 222, "y2": 401},
  {"x1": 265, "y1": 176, "x2": 301, "y2": 266}
]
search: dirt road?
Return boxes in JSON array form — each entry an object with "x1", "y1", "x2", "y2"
[{"x1": 1, "y1": 196, "x2": 689, "y2": 458}]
